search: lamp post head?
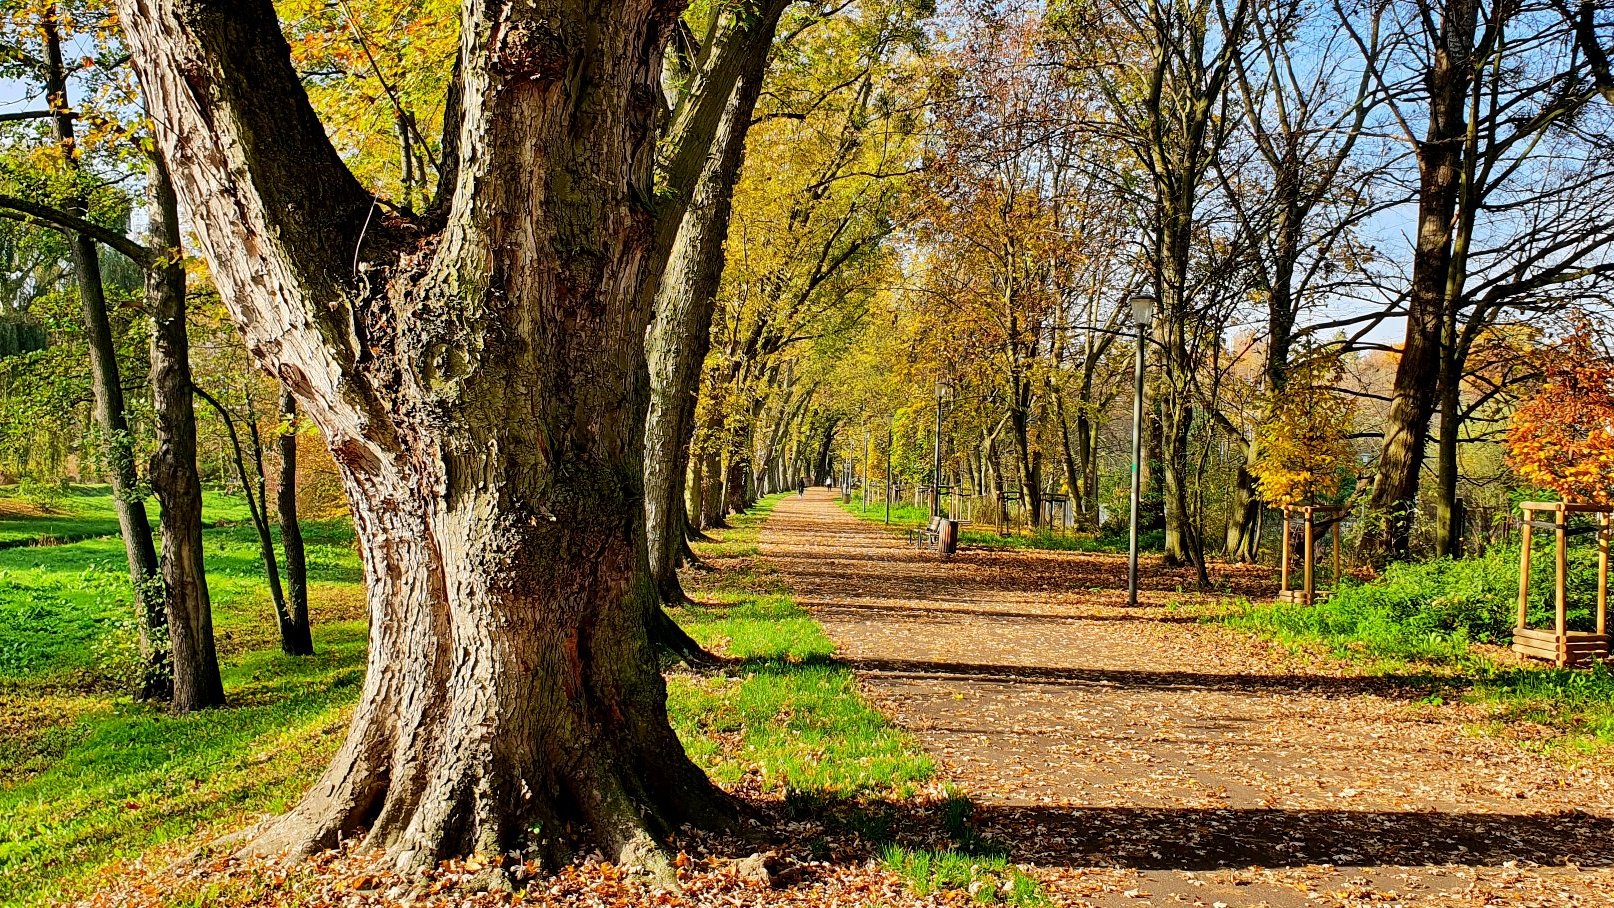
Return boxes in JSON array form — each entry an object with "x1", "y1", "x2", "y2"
[
  {"x1": 936, "y1": 380, "x2": 952, "y2": 400},
  {"x1": 1129, "y1": 293, "x2": 1156, "y2": 328}
]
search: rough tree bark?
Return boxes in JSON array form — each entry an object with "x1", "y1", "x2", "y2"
[
  {"x1": 43, "y1": 9, "x2": 168, "y2": 701},
  {"x1": 119, "y1": 0, "x2": 732, "y2": 871}
]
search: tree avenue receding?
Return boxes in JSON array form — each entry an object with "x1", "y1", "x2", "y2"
[{"x1": 115, "y1": 0, "x2": 734, "y2": 872}]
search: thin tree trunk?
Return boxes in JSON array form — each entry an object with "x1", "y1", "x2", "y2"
[
  {"x1": 45, "y1": 11, "x2": 167, "y2": 701},
  {"x1": 144, "y1": 153, "x2": 222, "y2": 710},
  {"x1": 1076, "y1": 402, "x2": 1098, "y2": 529},
  {"x1": 194, "y1": 384, "x2": 298, "y2": 655},
  {"x1": 1055, "y1": 392, "x2": 1083, "y2": 523},
  {"x1": 1432, "y1": 358, "x2": 1463, "y2": 558},
  {"x1": 277, "y1": 389, "x2": 313, "y2": 655}
]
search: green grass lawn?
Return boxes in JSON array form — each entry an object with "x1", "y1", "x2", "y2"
[
  {"x1": 0, "y1": 493, "x2": 947, "y2": 907},
  {"x1": 0, "y1": 508, "x2": 366, "y2": 908},
  {"x1": 0, "y1": 484, "x2": 255, "y2": 546},
  {"x1": 0, "y1": 518, "x2": 361, "y2": 689}
]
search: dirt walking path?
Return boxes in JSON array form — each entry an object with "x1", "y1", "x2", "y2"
[{"x1": 760, "y1": 489, "x2": 1614, "y2": 907}]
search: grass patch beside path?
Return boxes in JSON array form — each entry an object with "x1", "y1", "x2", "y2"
[
  {"x1": 673, "y1": 495, "x2": 1048, "y2": 905},
  {"x1": 669, "y1": 494, "x2": 934, "y2": 799},
  {"x1": 1, "y1": 492, "x2": 942, "y2": 906}
]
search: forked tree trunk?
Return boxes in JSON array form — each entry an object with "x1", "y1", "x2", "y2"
[
  {"x1": 120, "y1": 0, "x2": 730, "y2": 871},
  {"x1": 144, "y1": 155, "x2": 225, "y2": 710},
  {"x1": 1223, "y1": 456, "x2": 1260, "y2": 563},
  {"x1": 1361, "y1": 0, "x2": 1471, "y2": 561}
]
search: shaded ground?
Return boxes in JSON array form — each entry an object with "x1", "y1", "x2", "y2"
[{"x1": 765, "y1": 489, "x2": 1614, "y2": 907}]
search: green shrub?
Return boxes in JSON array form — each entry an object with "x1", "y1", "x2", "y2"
[{"x1": 1226, "y1": 540, "x2": 1605, "y2": 661}]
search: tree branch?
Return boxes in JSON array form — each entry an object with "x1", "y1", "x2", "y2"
[{"x1": 0, "y1": 193, "x2": 153, "y2": 266}]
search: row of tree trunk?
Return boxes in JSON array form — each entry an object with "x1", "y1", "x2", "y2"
[{"x1": 6, "y1": 5, "x2": 316, "y2": 710}]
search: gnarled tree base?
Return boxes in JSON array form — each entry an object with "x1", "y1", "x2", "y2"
[{"x1": 243, "y1": 678, "x2": 736, "y2": 873}]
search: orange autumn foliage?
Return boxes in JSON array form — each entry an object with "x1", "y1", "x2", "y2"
[{"x1": 1505, "y1": 323, "x2": 1614, "y2": 505}]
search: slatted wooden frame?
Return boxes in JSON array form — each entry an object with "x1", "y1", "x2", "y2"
[
  {"x1": 1277, "y1": 504, "x2": 1346, "y2": 606},
  {"x1": 1513, "y1": 502, "x2": 1612, "y2": 668}
]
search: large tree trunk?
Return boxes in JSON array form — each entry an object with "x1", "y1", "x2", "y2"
[
  {"x1": 121, "y1": 0, "x2": 730, "y2": 870},
  {"x1": 45, "y1": 12, "x2": 168, "y2": 702},
  {"x1": 1362, "y1": 0, "x2": 1471, "y2": 561},
  {"x1": 277, "y1": 389, "x2": 314, "y2": 655},
  {"x1": 144, "y1": 154, "x2": 224, "y2": 711}
]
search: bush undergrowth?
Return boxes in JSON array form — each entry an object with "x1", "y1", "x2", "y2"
[{"x1": 1213, "y1": 540, "x2": 1614, "y2": 753}]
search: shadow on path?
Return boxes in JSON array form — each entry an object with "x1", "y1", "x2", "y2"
[
  {"x1": 841, "y1": 655, "x2": 1447, "y2": 699},
  {"x1": 951, "y1": 803, "x2": 1607, "y2": 870}
]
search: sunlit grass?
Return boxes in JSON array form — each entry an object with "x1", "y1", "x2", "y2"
[
  {"x1": 668, "y1": 493, "x2": 935, "y2": 799},
  {"x1": 0, "y1": 484, "x2": 254, "y2": 546},
  {"x1": 1, "y1": 491, "x2": 935, "y2": 906},
  {"x1": 1211, "y1": 586, "x2": 1614, "y2": 756}
]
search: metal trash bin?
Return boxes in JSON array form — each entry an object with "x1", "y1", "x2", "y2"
[{"x1": 937, "y1": 518, "x2": 959, "y2": 557}]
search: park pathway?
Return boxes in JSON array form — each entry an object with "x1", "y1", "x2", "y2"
[{"x1": 759, "y1": 489, "x2": 1614, "y2": 907}]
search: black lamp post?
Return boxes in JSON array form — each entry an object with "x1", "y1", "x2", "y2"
[{"x1": 1127, "y1": 293, "x2": 1154, "y2": 609}]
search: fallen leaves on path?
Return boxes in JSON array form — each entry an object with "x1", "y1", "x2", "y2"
[{"x1": 762, "y1": 491, "x2": 1614, "y2": 907}]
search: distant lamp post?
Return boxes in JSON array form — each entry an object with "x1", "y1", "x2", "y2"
[
  {"x1": 932, "y1": 380, "x2": 951, "y2": 518},
  {"x1": 1127, "y1": 293, "x2": 1155, "y2": 609}
]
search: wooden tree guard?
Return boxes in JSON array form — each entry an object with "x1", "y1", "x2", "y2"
[
  {"x1": 1277, "y1": 504, "x2": 1345, "y2": 605},
  {"x1": 1512, "y1": 502, "x2": 1612, "y2": 668}
]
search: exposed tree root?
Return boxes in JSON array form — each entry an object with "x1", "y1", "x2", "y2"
[{"x1": 653, "y1": 605, "x2": 723, "y2": 667}]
